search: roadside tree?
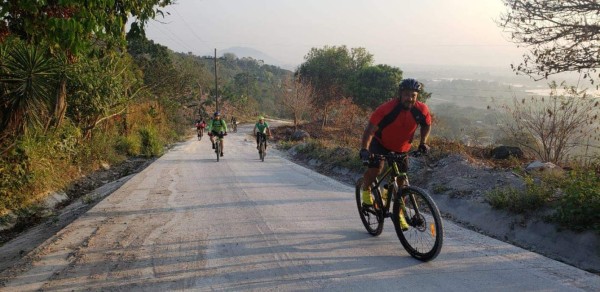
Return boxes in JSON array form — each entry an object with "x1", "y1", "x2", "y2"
[
  {"x1": 350, "y1": 64, "x2": 403, "y2": 108},
  {"x1": 297, "y1": 46, "x2": 373, "y2": 127},
  {"x1": 499, "y1": 0, "x2": 600, "y2": 84},
  {"x1": 279, "y1": 75, "x2": 314, "y2": 129}
]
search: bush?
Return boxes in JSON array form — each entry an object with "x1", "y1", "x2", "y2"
[
  {"x1": 277, "y1": 140, "x2": 298, "y2": 150},
  {"x1": 294, "y1": 139, "x2": 362, "y2": 171},
  {"x1": 0, "y1": 150, "x2": 31, "y2": 214},
  {"x1": 554, "y1": 170, "x2": 600, "y2": 232},
  {"x1": 0, "y1": 125, "x2": 81, "y2": 214},
  {"x1": 87, "y1": 129, "x2": 125, "y2": 166},
  {"x1": 115, "y1": 135, "x2": 141, "y2": 156},
  {"x1": 139, "y1": 127, "x2": 163, "y2": 157},
  {"x1": 486, "y1": 177, "x2": 553, "y2": 213}
]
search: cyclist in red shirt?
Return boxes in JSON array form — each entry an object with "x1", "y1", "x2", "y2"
[
  {"x1": 359, "y1": 78, "x2": 432, "y2": 228},
  {"x1": 195, "y1": 119, "x2": 206, "y2": 136}
]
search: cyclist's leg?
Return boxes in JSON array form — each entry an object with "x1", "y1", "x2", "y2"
[
  {"x1": 395, "y1": 155, "x2": 409, "y2": 187},
  {"x1": 256, "y1": 133, "x2": 260, "y2": 149},
  {"x1": 362, "y1": 139, "x2": 389, "y2": 190},
  {"x1": 361, "y1": 139, "x2": 388, "y2": 205},
  {"x1": 394, "y1": 154, "x2": 410, "y2": 230},
  {"x1": 210, "y1": 131, "x2": 216, "y2": 148},
  {"x1": 361, "y1": 161, "x2": 384, "y2": 204}
]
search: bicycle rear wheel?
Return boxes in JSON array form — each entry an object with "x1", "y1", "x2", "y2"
[
  {"x1": 392, "y1": 186, "x2": 443, "y2": 261},
  {"x1": 355, "y1": 178, "x2": 384, "y2": 236}
]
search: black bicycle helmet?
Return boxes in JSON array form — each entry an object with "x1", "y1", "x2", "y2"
[
  {"x1": 214, "y1": 111, "x2": 220, "y2": 117},
  {"x1": 399, "y1": 78, "x2": 422, "y2": 92}
]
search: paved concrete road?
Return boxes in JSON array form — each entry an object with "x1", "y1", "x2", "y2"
[{"x1": 1, "y1": 124, "x2": 599, "y2": 291}]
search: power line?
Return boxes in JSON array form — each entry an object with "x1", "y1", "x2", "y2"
[
  {"x1": 171, "y1": 6, "x2": 209, "y2": 46},
  {"x1": 147, "y1": 20, "x2": 196, "y2": 53}
]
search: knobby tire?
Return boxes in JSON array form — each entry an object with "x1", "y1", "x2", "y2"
[
  {"x1": 215, "y1": 140, "x2": 220, "y2": 162},
  {"x1": 392, "y1": 186, "x2": 443, "y2": 261},
  {"x1": 355, "y1": 178, "x2": 384, "y2": 236},
  {"x1": 259, "y1": 139, "x2": 266, "y2": 161}
]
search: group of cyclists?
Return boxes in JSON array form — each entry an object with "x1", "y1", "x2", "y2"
[
  {"x1": 192, "y1": 77, "x2": 431, "y2": 194},
  {"x1": 190, "y1": 78, "x2": 438, "y2": 259},
  {"x1": 194, "y1": 112, "x2": 271, "y2": 157}
]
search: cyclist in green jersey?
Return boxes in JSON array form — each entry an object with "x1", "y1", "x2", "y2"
[
  {"x1": 253, "y1": 116, "x2": 271, "y2": 150},
  {"x1": 207, "y1": 111, "x2": 228, "y2": 156}
]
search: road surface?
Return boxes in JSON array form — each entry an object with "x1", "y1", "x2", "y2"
[{"x1": 1, "y1": 123, "x2": 598, "y2": 291}]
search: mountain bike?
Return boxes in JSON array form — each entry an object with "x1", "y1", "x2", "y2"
[
  {"x1": 257, "y1": 132, "x2": 267, "y2": 161},
  {"x1": 212, "y1": 132, "x2": 225, "y2": 162},
  {"x1": 356, "y1": 151, "x2": 443, "y2": 261}
]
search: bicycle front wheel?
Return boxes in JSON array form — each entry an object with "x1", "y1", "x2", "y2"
[
  {"x1": 392, "y1": 186, "x2": 443, "y2": 261},
  {"x1": 355, "y1": 178, "x2": 384, "y2": 236},
  {"x1": 215, "y1": 141, "x2": 220, "y2": 162}
]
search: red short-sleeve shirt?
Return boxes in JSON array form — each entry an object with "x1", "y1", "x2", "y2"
[{"x1": 369, "y1": 99, "x2": 431, "y2": 152}]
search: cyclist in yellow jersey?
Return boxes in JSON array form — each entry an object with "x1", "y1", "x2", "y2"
[
  {"x1": 253, "y1": 116, "x2": 271, "y2": 150},
  {"x1": 207, "y1": 111, "x2": 228, "y2": 156}
]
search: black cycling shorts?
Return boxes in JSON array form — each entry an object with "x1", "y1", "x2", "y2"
[
  {"x1": 256, "y1": 132, "x2": 267, "y2": 143},
  {"x1": 367, "y1": 138, "x2": 408, "y2": 172},
  {"x1": 211, "y1": 131, "x2": 225, "y2": 138}
]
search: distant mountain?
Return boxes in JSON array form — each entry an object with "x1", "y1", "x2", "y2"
[{"x1": 217, "y1": 47, "x2": 296, "y2": 70}]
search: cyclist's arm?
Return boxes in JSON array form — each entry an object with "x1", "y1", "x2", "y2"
[
  {"x1": 223, "y1": 121, "x2": 228, "y2": 133},
  {"x1": 206, "y1": 121, "x2": 212, "y2": 132},
  {"x1": 361, "y1": 122, "x2": 378, "y2": 150},
  {"x1": 419, "y1": 124, "x2": 431, "y2": 145}
]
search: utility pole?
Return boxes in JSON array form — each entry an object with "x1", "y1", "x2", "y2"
[{"x1": 214, "y1": 48, "x2": 219, "y2": 112}]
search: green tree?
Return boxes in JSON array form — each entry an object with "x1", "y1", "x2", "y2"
[
  {"x1": 232, "y1": 72, "x2": 259, "y2": 98},
  {"x1": 498, "y1": 0, "x2": 600, "y2": 84},
  {"x1": 297, "y1": 45, "x2": 373, "y2": 127},
  {"x1": 350, "y1": 64, "x2": 403, "y2": 108},
  {"x1": 67, "y1": 53, "x2": 143, "y2": 139},
  {"x1": 0, "y1": 0, "x2": 174, "y2": 127}
]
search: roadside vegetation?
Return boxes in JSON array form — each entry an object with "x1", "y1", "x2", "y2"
[{"x1": 0, "y1": 2, "x2": 291, "y2": 230}]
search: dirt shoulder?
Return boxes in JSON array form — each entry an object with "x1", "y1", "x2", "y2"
[{"x1": 0, "y1": 157, "x2": 154, "y2": 273}]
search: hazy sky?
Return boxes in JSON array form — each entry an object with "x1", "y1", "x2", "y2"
[{"x1": 144, "y1": 0, "x2": 525, "y2": 69}]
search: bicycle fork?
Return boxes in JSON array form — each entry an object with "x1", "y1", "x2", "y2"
[{"x1": 394, "y1": 164, "x2": 421, "y2": 228}]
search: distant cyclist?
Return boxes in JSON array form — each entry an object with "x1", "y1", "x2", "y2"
[
  {"x1": 207, "y1": 112, "x2": 228, "y2": 156},
  {"x1": 195, "y1": 119, "x2": 206, "y2": 137},
  {"x1": 359, "y1": 78, "x2": 432, "y2": 229},
  {"x1": 253, "y1": 116, "x2": 271, "y2": 150}
]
